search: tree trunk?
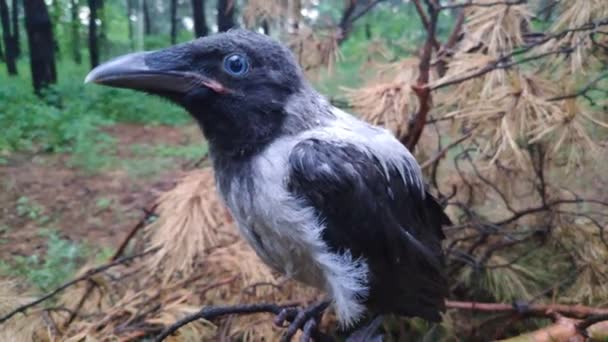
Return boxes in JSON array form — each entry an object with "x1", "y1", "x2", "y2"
[
  {"x1": 142, "y1": 0, "x2": 151, "y2": 35},
  {"x1": 97, "y1": 0, "x2": 107, "y2": 59},
  {"x1": 24, "y1": 0, "x2": 57, "y2": 94},
  {"x1": 217, "y1": 0, "x2": 235, "y2": 32},
  {"x1": 71, "y1": 0, "x2": 81, "y2": 63},
  {"x1": 0, "y1": 32, "x2": 4, "y2": 60},
  {"x1": 126, "y1": 0, "x2": 134, "y2": 49},
  {"x1": 289, "y1": 0, "x2": 301, "y2": 33},
  {"x1": 135, "y1": 0, "x2": 143, "y2": 50},
  {"x1": 87, "y1": 0, "x2": 99, "y2": 68},
  {"x1": 170, "y1": 0, "x2": 177, "y2": 43},
  {"x1": 0, "y1": 0, "x2": 17, "y2": 75},
  {"x1": 52, "y1": 0, "x2": 61, "y2": 55},
  {"x1": 191, "y1": 0, "x2": 208, "y2": 38},
  {"x1": 11, "y1": 0, "x2": 18, "y2": 56}
]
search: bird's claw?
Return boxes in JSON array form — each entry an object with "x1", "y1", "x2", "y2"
[{"x1": 278, "y1": 300, "x2": 331, "y2": 342}]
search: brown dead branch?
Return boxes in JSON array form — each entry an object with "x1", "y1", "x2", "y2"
[
  {"x1": 403, "y1": 0, "x2": 438, "y2": 150},
  {"x1": 63, "y1": 204, "x2": 159, "y2": 328},
  {"x1": 496, "y1": 315, "x2": 608, "y2": 342},
  {"x1": 547, "y1": 71, "x2": 608, "y2": 102},
  {"x1": 420, "y1": 133, "x2": 472, "y2": 169},
  {"x1": 0, "y1": 248, "x2": 157, "y2": 325},
  {"x1": 431, "y1": 17, "x2": 608, "y2": 91},
  {"x1": 446, "y1": 300, "x2": 608, "y2": 319},
  {"x1": 337, "y1": 0, "x2": 386, "y2": 44},
  {"x1": 439, "y1": 0, "x2": 527, "y2": 11},
  {"x1": 154, "y1": 300, "x2": 331, "y2": 342}
]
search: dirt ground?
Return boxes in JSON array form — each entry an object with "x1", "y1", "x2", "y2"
[{"x1": 0, "y1": 123, "x2": 205, "y2": 261}]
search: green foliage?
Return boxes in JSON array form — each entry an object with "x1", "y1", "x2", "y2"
[
  {"x1": 0, "y1": 230, "x2": 85, "y2": 293},
  {"x1": 0, "y1": 60, "x2": 190, "y2": 157},
  {"x1": 15, "y1": 196, "x2": 49, "y2": 224},
  {"x1": 131, "y1": 143, "x2": 208, "y2": 160}
]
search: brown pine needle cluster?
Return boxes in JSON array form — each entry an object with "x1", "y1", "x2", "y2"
[
  {"x1": 0, "y1": 169, "x2": 321, "y2": 341},
  {"x1": 346, "y1": 58, "x2": 422, "y2": 136},
  {"x1": 287, "y1": 26, "x2": 342, "y2": 76},
  {"x1": 144, "y1": 169, "x2": 234, "y2": 284},
  {"x1": 432, "y1": 0, "x2": 607, "y2": 169},
  {"x1": 242, "y1": 0, "x2": 286, "y2": 29}
]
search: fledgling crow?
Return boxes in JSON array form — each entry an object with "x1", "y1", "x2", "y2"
[{"x1": 86, "y1": 29, "x2": 450, "y2": 329}]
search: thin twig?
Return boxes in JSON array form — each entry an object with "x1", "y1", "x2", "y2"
[
  {"x1": 431, "y1": 18, "x2": 608, "y2": 90},
  {"x1": 0, "y1": 249, "x2": 158, "y2": 325},
  {"x1": 63, "y1": 204, "x2": 158, "y2": 328},
  {"x1": 446, "y1": 300, "x2": 608, "y2": 319},
  {"x1": 154, "y1": 303, "x2": 295, "y2": 342},
  {"x1": 547, "y1": 71, "x2": 608, "y2": 102},
  {"x1": 420, "y1": 133, "x2": 472, "y2": 169},
  {"x1": 439, "y1": 0, "x2": 526, "y2": 11}
]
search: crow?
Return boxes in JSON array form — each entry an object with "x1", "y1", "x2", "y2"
[{"x1": 86, "y1": 29, "x2": 450, "y2": 332}]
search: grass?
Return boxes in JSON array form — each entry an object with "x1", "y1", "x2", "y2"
[
  {"x1": 0, "y1": 60, "x2": 191, "y2": 157},
  {"x1": 0, "y1": 229, "x2": 85, "y2": 293}
]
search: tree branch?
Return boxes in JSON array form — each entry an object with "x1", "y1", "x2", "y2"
[
  {"x1": 547, "y1": 71, "x2": 608, "y2": 102},
  {"x1": 402, "y1": 0, "x2": 439, "y2": 150},
  {"x1": 446, "y1": 300, "x2": 608, "y2": 318},
  {"x1": 431, "y1": 18, "x2": 608, "y2": 91},
  {"x1": 0, "y1": 249, "x2": 158, "y2": 325},
  {"x1": 154, "y1": 301, "x2": 332, "y2": 342},
  {"x1": 439, "y1": 0, "x2": 526, "y2": 11}
]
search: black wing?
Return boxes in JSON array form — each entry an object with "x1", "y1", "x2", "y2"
[{"x1": 287, "y1": 138, "x2": 449, "y2": 322}]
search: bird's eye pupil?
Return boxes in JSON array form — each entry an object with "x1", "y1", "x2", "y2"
[{"x1": 224, "y1": 54, "x2": 249, "y2": 76}]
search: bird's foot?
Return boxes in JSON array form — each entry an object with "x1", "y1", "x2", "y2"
[{"x1": 274, "y1": 299, "x2": 331, "y2": 342}]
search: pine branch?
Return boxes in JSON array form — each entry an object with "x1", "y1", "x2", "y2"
[{"x1": 0, "y1": 249, "x2": 158, "y2": 325}]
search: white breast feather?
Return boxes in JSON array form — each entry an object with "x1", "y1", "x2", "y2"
[{"x1": 219, "y1": 106, "x2": 423, "y2": 327}]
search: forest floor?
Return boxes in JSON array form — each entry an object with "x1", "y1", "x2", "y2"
[{"x1": 0, "y1": 123, "x2": 206, "y2": 286}]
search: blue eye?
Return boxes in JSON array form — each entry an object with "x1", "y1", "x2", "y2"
[{"x1": 223, "y1": 54, "x2": 249, "y2": 76}]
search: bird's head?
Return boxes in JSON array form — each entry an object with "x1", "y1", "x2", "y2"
[{"x1": 86, "y1": 29, "x2": 318, "y2": 158}]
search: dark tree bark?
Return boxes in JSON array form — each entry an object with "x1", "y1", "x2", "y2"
[
  {"x1": 0, "y1": 0, "x2": 17, "y2": 75},
  {"x1": 0, "y1": 32, "x2": 4, "y2": 60},
  {"x1": 24, "y1": 0, "x2": 57, "y2": 94},
  {"x1": 51, "y1": 0, "x2": 60, "y2": 55},
  {"x1": 87, "y1": 0, "x2": 99, "y2": 68},
  {"x1": 142, "y1": 0, "x2": 151, "y2": 35},
  {"x1": 191, "y1": 0, "x2": 208, "y2": 38},
  {"x1": 126, "y1": 0, "x2": 134, "y2": 49},
  {"x1": 11, "y1": 0, "x2": 18, "y2": 56},
  {"x1": 97, "y1": 0, "x2": 107, "y2": 59},
  {"x1": 170, "y1": 0, "x2": 177, "y2": 43},
  {"x1": 217, "y1": 0, "x2": 235, "y2": 32},
  {"x1": 71, "y1": 0, "x2": 81, "y2": 64}
]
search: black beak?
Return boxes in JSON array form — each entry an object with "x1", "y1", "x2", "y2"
[{"x1": 84, "y1": 48, "x2": 225, "y2": 95}]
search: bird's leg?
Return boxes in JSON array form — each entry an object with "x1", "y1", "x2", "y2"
[
  {"x1": 345, "y1": 315, "x2": 384, "y2": 342},
  {"x1": 277, "y1": 299, "x2": 331, "y2": 342}
]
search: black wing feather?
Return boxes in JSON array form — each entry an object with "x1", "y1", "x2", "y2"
[{"x1": 287, "y1": 138, "x2": 449, "y2": 321}]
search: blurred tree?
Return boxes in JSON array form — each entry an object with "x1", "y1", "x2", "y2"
[
  {"x1": 88, "y1": 0, "x2": 99, "y2": 67},
  {"x1": 289, "y1": 0, "x2": 301, "y2": 32},
  {"x1": 97, "y1": 0, "x2": 107, "y2": 59},
  {"x1": 0, "y1": 30, "x2": 3, "y2": 60},
  {"x1": 143, "y1": 0, "x2": 151, "y2": 35},
  {"x1": 51, "y1": 0, "x2": 61, "y2": 55},
  {"x1": 0, "y1": 0, "x2": 16, "y2": 75},
  {"x1": 23, "y1": 0, "x2": 56, "y2": 94},
  {"x1": 11, "y1": 0, "x2": 18, "y2": 57},
  {"x1": 191, "y1": 0, "x2": 208, "y2": 38},
  {"x1": 126, "y1": 0, "x2": 134, "y2": 49},
  {"x1": 217, "y1": 0, "x2": 235, "y2": 32},
  {"x1": 170, "y1": 0, "x2": 177, "y2": 43},
  {"x1": 70, "y1": 0, "x2": 81, "y2": 64}
]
